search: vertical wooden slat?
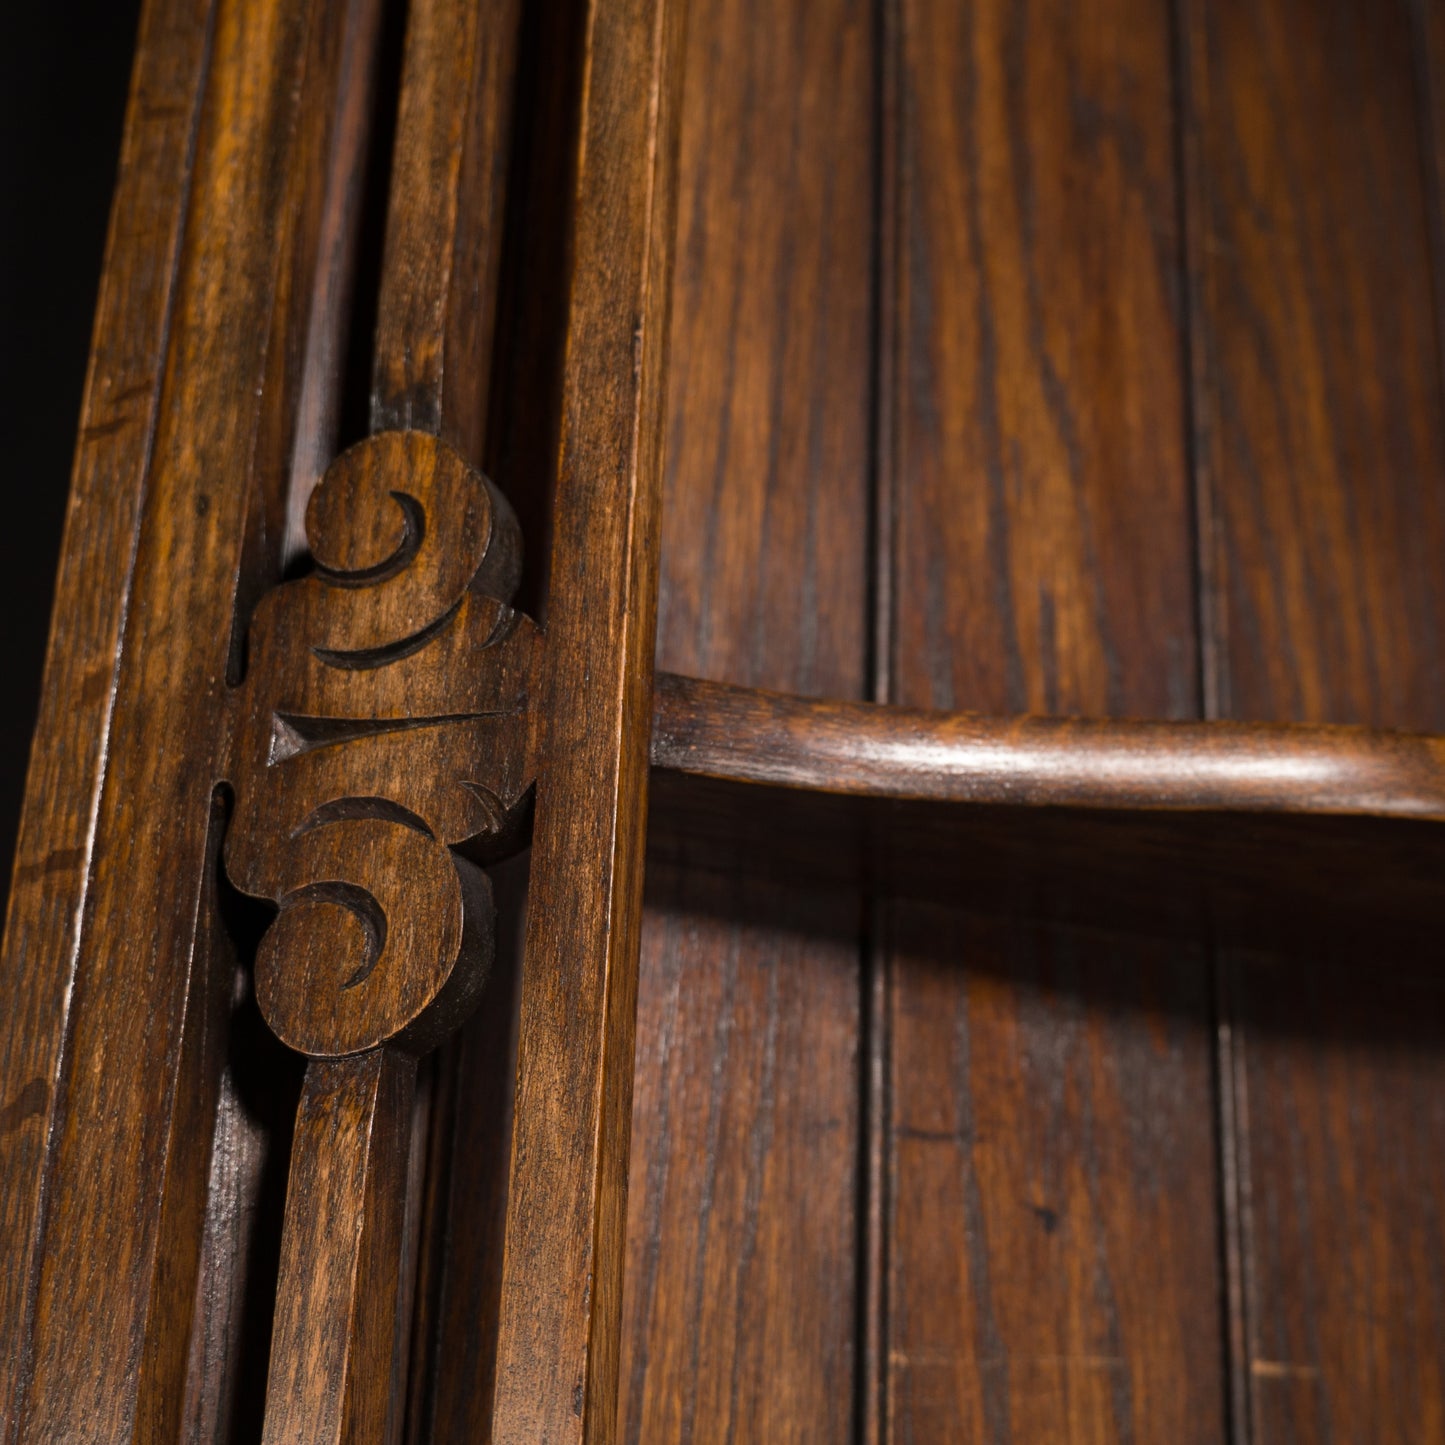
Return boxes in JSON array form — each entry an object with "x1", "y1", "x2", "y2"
[
  {"x1": 366, "y1": 1, "x2": 527, "y2": 1434},
  {"x1": 881, "y1": 0, "x2": 1226, "y2": 1439},
  {"x1": 7, "y1": 0, "x2": 367, "y2": 1434},
  {"x1": 262, "y1": 1052, "x2": 419, "y2": 1445},
  {"x1": 488, "y1": 0, "x2": 686, "y2": 1436},
  {"x1": 371, "y1": 0, "x2": 522, "y2": 456},
  {"x1": 181, "y1": 4, "x2": 384, "y2": 1427},
  {"x1": 251, "y1": 0, "x2": 527, "y2": 1436},
  {"x1": 0, "y1": 0, "x2": 212, "y2": 1428},
  {"x1": 620, "y1": 0, "x2": 876, "y2": 1433},
  {"x1": 1186, "y1": 0, "x2": 1445, "y2": 1437}
]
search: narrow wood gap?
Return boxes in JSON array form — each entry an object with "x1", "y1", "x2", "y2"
[
  {"x1": 1170, "y1": 2, "x2": 1251, "y2": 1439},
  {"x1": 856, "y1": 0, "x2": 900, "y2": 1438}
]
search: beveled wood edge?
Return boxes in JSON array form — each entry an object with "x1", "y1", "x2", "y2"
[{"x1": 651, "y1": 671, "x2": 1445, "y2": 821}]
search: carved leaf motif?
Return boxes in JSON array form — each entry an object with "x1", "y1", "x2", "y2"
[{"x1": 224, "y1": 431, "x2": 539, "y2": 1058}]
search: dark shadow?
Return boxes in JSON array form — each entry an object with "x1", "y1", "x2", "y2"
[{"x1": 0, "y1": 0, "x2": 143, "y2": 904}]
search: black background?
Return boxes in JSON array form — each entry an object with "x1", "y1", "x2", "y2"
[{"x1": 0, "y1": 1, "x2": 144, "y2": 897}]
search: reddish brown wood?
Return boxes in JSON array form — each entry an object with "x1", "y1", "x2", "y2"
[
  {"x1": 487, "y1": 0, "x2": 686, "y2": 1436},
  {"x1": 222, "y1": 429, "x2": 538, "y2": 1440},
  {"x1": 879, "y1": 0, "x2": 1225, "y2": 1437},
  {"x1": 231, "y1": 0, "x2": 533, "y2": 1428},
  {"x1": 1187, "y1": 0, "x2": 1445, "y2": 1436},
  {"x1": 370, "y1": 0, "x2": 521, "y2": 459},
  {"x1": 619, "y1": 0, "x2": 877, "y2": 1433},
  {"x1": 652, "y1": 673, "x2": 1445, "y2": 819},
  {"x1": 362, "y1": 3, "x2": 528, "y2": 1434}
]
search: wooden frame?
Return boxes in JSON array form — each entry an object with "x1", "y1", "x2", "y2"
[{"x1": 2, "y1": 0, "x2": 1442, "y2": 1439}]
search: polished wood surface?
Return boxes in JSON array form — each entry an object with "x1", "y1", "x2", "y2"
[
  {"x1": 3, "y1": 0, "x2": 1443, "y2": 1439},
  {"x1": 619, "y1": 0, "x2": 875, "y2": 1432},
  {"x1": 262, "y1": 1051, "x2": 417, "y2": 1444},
  {"x1": 359, "y1": 1, "x2": 526, "y2": 1433},
  {"x1": 488, "y1": 0, "x2": 685, "y2": 1438},
  {"x1": 880, "y1": 0, "x2": 1222, "y2": 1436},
  {"x1": 1188, "y1": 0, "x2": 1445, "y2": 1436},
  {"x1": 4, "y1": 0, "x2": 371, "y2": 1433},
  {"x1": 0, "y1": 0, "x2": 211, "y2": 1427},
  {"x1": 653, "y1": 672, "x2": 1445, "y2": 818}
]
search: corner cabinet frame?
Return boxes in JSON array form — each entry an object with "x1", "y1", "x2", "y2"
[{"x1": 1, "y1": 0, "x2": 1441, "y2": 1441}]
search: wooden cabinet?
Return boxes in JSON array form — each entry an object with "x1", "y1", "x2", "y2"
[{"x1": 2, "y1": 0, "x2": 1442, "y2": 1439}]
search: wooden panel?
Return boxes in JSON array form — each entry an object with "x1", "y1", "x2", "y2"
[
  {"x1": 624, "y1": 867, "x2": 861, "y2": 1442},
  {"x1": 1190, "y1": 0, "x2": 1445, "y2": 733},
  {"x1": 882, "y1": 0, "x2": 1225, "y2": 1439},
  {"x1": 1227, "y1": 947, "x2": 1445, "y2": 1444},
  {"x1": 1187, "y1": 0, "x2": 1445, "y2": 1436},
  {"x1": 888, "y1": 912, "x2": 1216, "y2": 1442},
  {"x1": 621, "y1": 0, "x2": 875, "y2": 1434}
]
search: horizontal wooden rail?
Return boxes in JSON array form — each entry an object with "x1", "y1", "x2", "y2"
[
  {"x1": 650, "y1": 672, "x2": 1445, "y2": 819},
  {"x1": 647, "y1": 674, "x2": 1445, "y2": 948}
]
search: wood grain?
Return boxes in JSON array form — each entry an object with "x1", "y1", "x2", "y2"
[
  {"x1": 262, "y1": 1051, "x2": 418, "y2": 1445},
  {"x1": 0, "y1": 0, "x2": 212, "y2": 1425},
  {"x1": 619, "y1": 0, "x2": 876, "y2": 1434},
  {"x1": 230, "y1": 427, "x2": 539, "y2": 1441},
  {"x1": 7, "y1": 0, "x2": 365, "y2": 1434},
  {"x1": 223, "y1": 430, "x2": 538, "y2": 1059},
  {"x1": 487, "y1": 0, "x2": 686, "y2": 1436},
  {"x1": 359, "y1": 2, "x2": 537, "y2": 1436},
  {"x1": 244, "y1": 0, "x2": 533, "y2": 1427},
  {"x1": 1187, "y1": 0, "x2": 1445, "y2": 1436},
  {"x1": 370, "y1": 0, "x2": 521, "y2": 460},
  {"x1": 652, "y1": 672, "x2": 1445, "y2": 818},
  {"x1": 881, "y1": 0, "x2": 1224, "y2": 1438}
]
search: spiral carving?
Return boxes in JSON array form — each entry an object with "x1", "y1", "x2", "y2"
[{"x1": 224, "y1": 431, "x2": 540, "y2": 1058}]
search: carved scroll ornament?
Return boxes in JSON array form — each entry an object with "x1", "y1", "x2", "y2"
[{"x1": 222, "y1": 430, "x2": 540, "y2": 1058}]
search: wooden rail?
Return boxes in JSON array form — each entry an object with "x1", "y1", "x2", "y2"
[
  {"x1": 648, "y1": 673, "x2": 1445, "y2": 947},
  {"x1": 651, "y1": 672, "x2": 1445, "y2": 818}
]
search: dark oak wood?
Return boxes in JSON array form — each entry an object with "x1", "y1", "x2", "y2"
[
  {"x1": 619, "y1": 0, "x2": 876, "y2": 1432},
  {"x1": 646, "y1": 769, "x2": 1445, "y2": 951},
  {"x1": 487, "y1": 0, "x2": 686, "y2": 1437},
  {"x1": 224, "y1": 431, "x2": 537, "y2": 1059},
  {"x1": 362, "y1": 2, "x2": 528, "y2": 1436},
  {"x1": 647, "y1": 674, "x2": 1445, "y2": 945},
  {"x1": 7, "y1": 0, "x2": 1445, "y2": 1438},
  {"x1": 235, "y1": 0, "x2": 534, "y2": 1425}
]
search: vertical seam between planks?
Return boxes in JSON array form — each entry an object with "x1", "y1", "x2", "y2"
[
  {"x1": 1172, "y1": 0, "x2": 1251, "y2": 1440},
  {"x1": 856, "y1": 0, "x2": 900, "y2": 1441}
]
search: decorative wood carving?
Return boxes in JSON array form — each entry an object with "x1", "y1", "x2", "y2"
[{"x1": 223, "y1": 428, "x2": 540, "y2": 1059}]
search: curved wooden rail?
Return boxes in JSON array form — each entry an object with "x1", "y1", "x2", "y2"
[
  {"x1": 651, "y1": 672, "x2": 1445, "y2": 819},
  {"x1": 647, "y1": 673, "x2": 1445, "y2": 947}
]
